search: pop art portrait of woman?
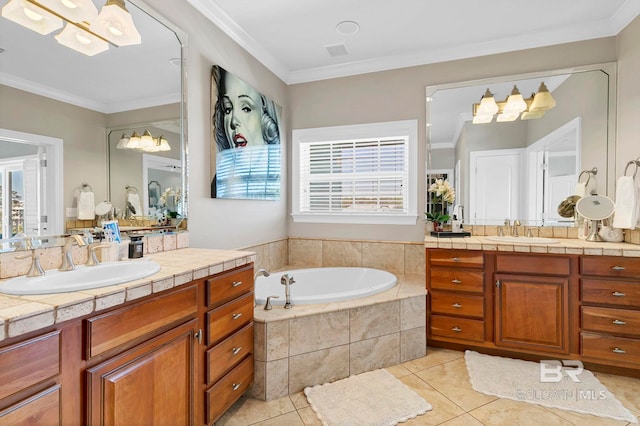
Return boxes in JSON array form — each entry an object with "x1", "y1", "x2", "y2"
[{"x1": 210, "y1": 65, "x2": 281, "y2": 200}]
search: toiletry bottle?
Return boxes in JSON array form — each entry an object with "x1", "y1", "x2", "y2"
[{"x1": 128, "y1": 236, "x2": 144, "y2": 259}]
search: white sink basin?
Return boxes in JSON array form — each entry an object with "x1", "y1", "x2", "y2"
[
  {"x1": 485, "y1": 236, "x2": 560, "y2": 244},
  {"x1": 0, "y1": 260, "x2": 161, "y2": 295}
]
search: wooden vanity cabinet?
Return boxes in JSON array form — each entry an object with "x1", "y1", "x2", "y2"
[
  {"x1": 0, "y1": 331, "x2": 61, "y2": 425},
  {"x1": 203, "y1": 265, "x2": 255, "y2": 425},
  {"x1": 494, "y1": 253, "x2": 571, "y2": 354},
  {"x1": 0, "y1": 262, "x2": 255, "y2": 426},
  {"x1": 427, "y1": 249, "x2": 488, "y2": 344},
  {"x1": 580, "y1": 256, "x2": 640, "y2": 369}
]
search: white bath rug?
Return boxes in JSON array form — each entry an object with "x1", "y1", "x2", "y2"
[
  {"x1": 304, "y1": 369, "x2": 432, "y2": 426},
  {"x1": 464, "y1": 350, "x2": 638, "y2": 424}
]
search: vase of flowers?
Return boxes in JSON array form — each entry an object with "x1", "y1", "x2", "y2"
[{"x1": 426, "y1": 179, "x2": 455, "y2": 232}]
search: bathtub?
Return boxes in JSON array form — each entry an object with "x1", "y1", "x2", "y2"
[{"x1": 254, "y1": 267, "x2": 397, "y2": 306}]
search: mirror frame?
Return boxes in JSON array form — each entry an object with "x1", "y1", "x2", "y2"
[{"x1": 425, "y1": 62, "x2": 617, "y2": 224}]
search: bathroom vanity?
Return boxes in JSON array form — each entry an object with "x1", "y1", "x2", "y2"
[
  {"x1": 0, "y1": 248, "x2": 255, "y2": 425},
  {"x1": 426, "y1": 238, "x2": 640, "y2": 375}
]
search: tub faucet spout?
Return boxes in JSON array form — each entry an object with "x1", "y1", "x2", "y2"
[{"x1": 280, "y1": 274, "x2": 295, "y2": 309}]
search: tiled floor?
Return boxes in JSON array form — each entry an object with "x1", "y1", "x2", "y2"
[{"x1": 216, "y1": 347, "x2": 640, "y2": 426}]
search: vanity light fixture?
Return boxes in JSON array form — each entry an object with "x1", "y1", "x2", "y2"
[
  {"x1": 1, "y1": 0, "x2": 141, "y2": 56},
  {"x1": 472, "y1": 82, "x2": 556, "y2": 124},
  {"x1": 117, "y1": 131, "x2": 171, "y2": 153},
  {"x1": 1, "y1": 0, "x2": 62, "y2": 34}
]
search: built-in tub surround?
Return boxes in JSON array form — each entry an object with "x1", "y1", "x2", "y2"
[
  {"x1": 249, "y1": 270, "x2": 426, "y2": 401},
  {"x1": 0, "y1": 231, "x2": 189, "y2": 279},
  {"x1": 255, "y1": 267, "x2": 397, "y2": 306}
]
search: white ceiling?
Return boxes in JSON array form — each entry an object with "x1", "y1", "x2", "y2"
[
  {"x1": 188, "y1": 0, "x2": 640, "y2": 84},
  {"x1": 1, "y1": 0, "x2": 638, "y2": 114}
]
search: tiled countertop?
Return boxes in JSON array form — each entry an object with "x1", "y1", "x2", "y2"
[
  {"x1": 0, "y1": 248, "x2": 255, "y2": 343},
  {"x1": 425, "y1": 235, "x2": 640, "y2": 256}
]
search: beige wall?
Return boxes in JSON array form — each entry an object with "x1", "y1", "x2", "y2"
[
  {"x1": 617, "y1": 15, "x2": 640, "y2": 179},
  {"x1": 145, "y1": 0, "x2": 289, "y2": 250},
  {"x1": 0, "y1": 85, "x2": 108, "y2": 213},
  {"x1": 289, "y1": 38, "x2": 617, "y2": 242}
]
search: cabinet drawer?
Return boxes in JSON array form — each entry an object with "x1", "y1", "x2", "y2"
[
  {"x1": 206, "y1": 266, "x2": 254, "y2": 308},
  {"x1": 581, "y1": 256, "x2": 640, "y2": 278},
  {"x1": 582, "y1": 306, "x2": 640, "y2": 337},
  {"x1": 0, "y1": 331, "x2": 60, "y2": 401},
  {"x1": 430, "y1": 269, "x2": 483, "y2": 293},
  {"x1": 207, "y1": 292, "x2": 254, "y2": 345},
  {"x1": 0, "y1": 385, "x2": 60, "y2": 425},
  {"x1": 581, "y1": 332, "x2": 640, "y2": 366},
  {"x1": 429, "y1": 250, "x2": 483, "y2": 269},
  {"x1": 430, "y1": 315, "x2": 484, "y2": 342},
  {"x1": 496, "y1": 254, "x2": 570, "y2": 276},
  {"x1": 206, "y1": 323, "x2": 254, "y2": 386},
  {"x1": 206, "y1": 354, "x2": 254, "y2": 425},
  {"x1": 431, "y1": 293, "x2": 484, "y2": 318},
  {"x1": 86, "y1": 285, "x2": 197, "y2": 359},
  {"x1": 581, "y1": 279, "x2": 640, "y2": 307}
]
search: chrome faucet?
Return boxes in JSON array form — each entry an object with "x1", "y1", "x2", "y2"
[
  {"x1": 512, "y1": 219, "x2": 521, "y2": 237},
  {"x1": 59, "y1": 234, "x2": 87, "y2": 271},
  {"x1": 280, "y1": 274, "x2": 295, "y2": 309},
  {"x1": 254, "y1": 268, "x2": 270, "y2": 281}
]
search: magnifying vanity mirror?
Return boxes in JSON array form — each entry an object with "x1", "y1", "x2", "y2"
[
  {"x1": 426, "y1": 63, "x2": 616, "y2": 227},
  {"x1": 576, "y1": 195, "x2": 615, "y2": 241},
  {"x1": 0, "y1": 0, "x2": 187, "y2": 250}
]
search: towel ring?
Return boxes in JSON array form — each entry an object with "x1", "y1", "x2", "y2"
[
  {"x1": 125, "y1": 185, "x2": 139, "y2": 194},
  {"x1": 578, "y1": 167, "x2": 598, "y2": 186},
  {"x1": 624, "y1": 160, "x2": 639, "y2": 178},
  {"x1": 80, "y1": 182, "x2": 92, "y2": 192}
]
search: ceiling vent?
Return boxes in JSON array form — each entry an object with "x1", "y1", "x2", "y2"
[{"x1": 325, "y1": 43, "x2": 349, "y2": 57}]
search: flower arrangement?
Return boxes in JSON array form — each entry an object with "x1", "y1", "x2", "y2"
[
  {"x1": 425, "y1": 179, "x2": 455, "y2": 226},
  {"x1": 159, "y1": 187, "x2": 182, "y2": 218}
]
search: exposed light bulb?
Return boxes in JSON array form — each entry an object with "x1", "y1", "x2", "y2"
[
  {"x1": 75, "y1": 32, "x2": 91, "y2": 44},
  {"x1": 23, "y1": 7, "x2": 43, "y2": 21},
  {"x1": 107, "y1": 22, "x2": 123, "y2": 36},
  {"x1": 61, "y1": 0, "x2": 78, "y2": 8}
]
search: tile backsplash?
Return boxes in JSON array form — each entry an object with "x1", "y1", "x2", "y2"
[{"x1": 0, "y1": 232, "x2": 189, "y2": 279}]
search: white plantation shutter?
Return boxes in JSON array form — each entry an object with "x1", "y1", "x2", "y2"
[
  {"x1": 300, "y1": 137, "x2": 408, "y2": 214},
  {"x1": 292, "y1": 121, "x2": 418, "y2": 225}
]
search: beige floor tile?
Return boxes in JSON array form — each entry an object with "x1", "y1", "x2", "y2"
[
  {"x1": 398, "y1": 374, "x2": 465, "y2": 425},
  {"x1": 594, "y1": 371, "x2": 640, "y2": 416},
  {"x1": 297, "y1": 407, "x2": 323, "y2": 426},
  {"x1": 215, "y1": 395, "x2": 296, "y2": 426},
  {"x1": 469, "y1": 398, "x2": 573, "y2": 425},
  {"x1": 385, "y1": 363, "x2": 413, "y2": 378},
  {"x1": 415, "y1": 358, "x2": 497, "y2": 411},
  {"x1": 402, "y1": 347, "x2": 464, "y2": 373},
  {"x1": 437, "y1": 413, "x2": 485, "y2": 426},
  {"x1": 253, "y1": 411, "x2": 304, "y2": 426},
  {"x1": 290, "y1": 392, "x2": 310, "y2": 410},
  {"x1": 542, "y1": 405, "x2": 630, "y2": 426}
]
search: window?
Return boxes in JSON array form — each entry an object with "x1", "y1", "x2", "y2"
[{"x1": 292, "y1": 120, "x2": 418, "y2": 224}]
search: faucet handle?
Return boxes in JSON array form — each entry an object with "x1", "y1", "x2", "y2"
[
  {"x1": 86, "y1": 243, "x2": 112, "y2": 266},
  {"x1": 16, "y1": 251, "x2": 45, "y2": 277},
  {"x1": 497, "y1": 227, "x2": 504, "y2": 237},
  {"x1": 264, "y1": 295, "x2": 279, "y2": 310},
  {"x1": 504, "y1": 218, "x2": 511, "y2": 227}
]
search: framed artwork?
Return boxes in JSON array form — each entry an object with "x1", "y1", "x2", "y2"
[{"x1": 210, "y1": 65, "x2": 282, "y2": 200}]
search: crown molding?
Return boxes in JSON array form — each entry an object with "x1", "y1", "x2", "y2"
[
  {"x1": 0, "y1": 72, "x2": 180, "y2": 114},
  {"x1": 185, "y1": 0, "x2": 289, "y2": 82},
  {"x1": 188, "y1": 1, "x2": 639, "y2": 85}
]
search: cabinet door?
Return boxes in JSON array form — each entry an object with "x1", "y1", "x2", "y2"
[
  {"x1": 495, "y1": 274, "x2": 569, "y2": 353},
  {"x1": 86, "y1": 320, "x2": 196, "y2": 426}
]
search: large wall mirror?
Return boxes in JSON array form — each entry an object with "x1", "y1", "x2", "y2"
[
  {"x1": 426, "y1": 63, "x2": 616, "y2": 226},
  {"x1": 0, "y1": 0, "x2": 186, "y2": 248}
]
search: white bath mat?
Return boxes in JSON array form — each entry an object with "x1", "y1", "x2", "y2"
[
  {"x1": 464, "y1": 350, "x2": 638, "y2": 424},
  {"x1": 304, "y1": 369, "x2": 431, "y2": 426}
]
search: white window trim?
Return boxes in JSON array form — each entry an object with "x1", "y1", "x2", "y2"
[{"x1": 291, "y1": 120, "x2": 418, "y2": 225}]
